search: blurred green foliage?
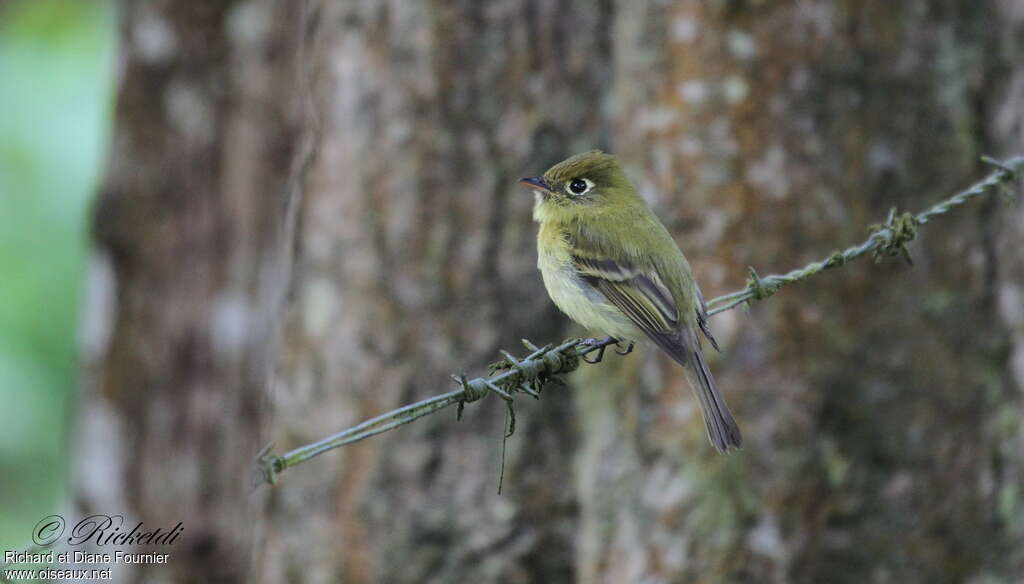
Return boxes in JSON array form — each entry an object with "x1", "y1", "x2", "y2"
[{"x1": 0, "y1": 0, "x2": 115, "y2": 549}]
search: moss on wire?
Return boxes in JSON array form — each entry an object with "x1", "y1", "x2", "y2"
[{"x1": 256, "y1": 155, "x2": 1021, "y2": 487}]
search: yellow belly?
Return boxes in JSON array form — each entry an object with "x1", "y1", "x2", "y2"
[{"x1": 537, "y1": 238, "x2": 642, "y2": 341}]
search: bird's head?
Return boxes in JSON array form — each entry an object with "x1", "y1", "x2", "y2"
[{"x1": 519, "y1": 150, "x2": 636, "y2": 219}]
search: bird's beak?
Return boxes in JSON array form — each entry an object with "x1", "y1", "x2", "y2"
[{"x1": 518, "y1": 176, "x2": 552, "y2": 193}]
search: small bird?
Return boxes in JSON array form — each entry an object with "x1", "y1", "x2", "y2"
[{"x1": 519, "y1": 150, "x2": 742, "y2": 452}]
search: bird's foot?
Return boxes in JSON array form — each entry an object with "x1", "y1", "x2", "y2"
[
  {"x1": 579, "y1": 336, "x2": 617, "y2": 364},
  {"x1": 614, "y1": 341, "x2": 635, "y2": 356}
]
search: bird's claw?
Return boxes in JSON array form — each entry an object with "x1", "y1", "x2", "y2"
[
  {"x1": 614, "y1": 341, "x2": 634, "y2": 356},
  {"x1": 581, "y1": 346, "x2": 606, "y2": 364},
  {"x1": 579, "y1": 336, "x2": 617, "y2": 364}
]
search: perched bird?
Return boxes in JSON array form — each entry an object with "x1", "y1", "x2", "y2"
[{"x1": 519, "y1": 150, "x2": 742, "y2": 452}]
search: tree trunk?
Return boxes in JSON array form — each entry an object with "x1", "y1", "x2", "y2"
[
  {"x1": 79, "y1": 1, "x2": 1024, "y2": 583},
  {"x1": 80, "y1": 1, "x2": 315, "y2": 580},
  {"x1": 261, "y1": 2, "x2": 612, "y2": 581}
]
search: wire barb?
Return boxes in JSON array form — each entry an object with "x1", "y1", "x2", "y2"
[
  {"x1": 745, "y1": 267, "x2": 779, "y2": 301},
  {"x1": 981, "y1": 155, "x2": 1018, "y2": 179},
  {"x1": 867, "y1": 207, "x2": 918, "y2": 264},
  {"x1": 255, "y1": 443, "x2": 284, "y2": 487}
]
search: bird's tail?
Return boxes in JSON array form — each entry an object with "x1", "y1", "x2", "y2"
[{"x1": 682, "y1": 348, "x2": 742, "y2": 453}]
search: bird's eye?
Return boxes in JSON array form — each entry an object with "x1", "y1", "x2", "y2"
[{"x1": 568, "y1": 178, "x2": 589, "y2": 195}]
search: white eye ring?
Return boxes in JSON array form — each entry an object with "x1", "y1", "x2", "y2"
[{"x1": 565, "y1": 177, "x2": 594, "y2": 196}]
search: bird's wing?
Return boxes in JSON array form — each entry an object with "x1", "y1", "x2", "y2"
[
  {"x1": 695, "y1": 286, "x2": 720, "y2": 352},
  {"x1": 569, "y1": 244, "x2": 695, "y2": 366},
  {"x1": 570, "y1": 234, "x2": 742, "y2": 452},
  {"x1": 569, "y1": 231, "x2": 721, "y2": 354},
  {"x1": 575, "y1": 254, "x2": 723, "y2": 359},
  {"x1": 565, "y1": 227, "x2": 741, "y2": 450}
]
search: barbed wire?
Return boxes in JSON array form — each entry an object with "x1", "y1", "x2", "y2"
[
  {"x1": 707, "y1": 156, "x2": 1022, "y2": 314},
  {"x1": 256, "y1": 155, "x2": 1021, "y2": 487}
]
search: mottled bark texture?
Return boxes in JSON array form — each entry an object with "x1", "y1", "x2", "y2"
[
  {"x1": 79, "y1": 1, "x2": 316, "y2": 581},
  {"x1": 79, "y1": 1, "x2": 1024, "y2": 583}
]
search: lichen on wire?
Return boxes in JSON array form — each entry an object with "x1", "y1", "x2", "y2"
[{"x1": 256, "y1": 155, "x2": 1021, "y2": 487}]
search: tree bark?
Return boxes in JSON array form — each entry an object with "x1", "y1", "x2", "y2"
[
  {"x1": 261, "y1": 2, "x2": 612, "y2": 582},
  {"x1": 80, "y1": 1, "x2": 315, "y2": 581},
  {"x1": 78, "y1": 1, "x2": 1024, "y2": 583}
]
